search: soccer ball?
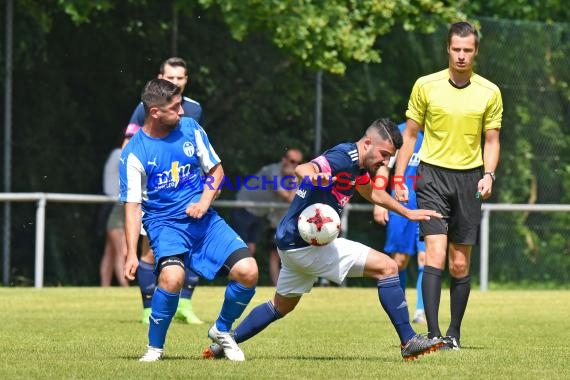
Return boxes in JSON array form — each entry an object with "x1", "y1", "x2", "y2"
[{"x1": 298, "y1": 203, "x2": 341, "y2": 246}]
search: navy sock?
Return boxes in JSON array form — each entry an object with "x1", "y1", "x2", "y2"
[
  {"x1": 180, "y1": 268, "x2": 199, "y2": 299},
  {"x1": 377, "y1": 276, "x2": 416, "y2": 344},
  {"x1": 416, "y1": 265, "x2": 425, "y2": 311},
  {"x1": 234, "y1": 301, "x2": 283, "y2": 343},
  {"x1": 447, "y1": 275, "x2": 471, "y2": 341},
  {"x1": 422, "y1": 266, "x2": 443, "y2": 338},
  {"x1": 398, "y1": 269, "x2": 407, "y2": 294},
  {"x1": 216, "y1": 281, "x2": 256, "y2": 332},
  {"x1": 148, "y1": 287, "x2": 179, "y2": 349},
  {"x1": 137, "y1": 260, "x2": 156, "y2": 309}
]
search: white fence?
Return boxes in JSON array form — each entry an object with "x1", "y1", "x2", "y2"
[{"x1": 1, "y1": 192, "x2": 569, "y2": 289}]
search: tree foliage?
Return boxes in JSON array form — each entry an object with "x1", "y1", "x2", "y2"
[{"x1": 197, "y1": 0, "x2": 464, "y2": 74}]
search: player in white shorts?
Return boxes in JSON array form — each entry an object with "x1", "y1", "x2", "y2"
[{"x1": 203, "y1": 119, "x2": 444, "y2": 361}]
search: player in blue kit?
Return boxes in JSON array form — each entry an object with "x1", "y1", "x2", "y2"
[
  {"x1": 374, "y1": 122, "x2": 426, "y2": 323},
  {"x1": 127, "y1": 57, "x2": 204, "y2": 325},
  {"x1": 203, "y1": 119, "x2": 444, "y2": 361},
  {"x1": 121, "y1": 79, "x2": 258, "y2": 362}
]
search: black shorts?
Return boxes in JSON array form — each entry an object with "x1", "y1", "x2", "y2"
[{"x1": 416, "y1": 162, "x2": 482, "y2": 245}]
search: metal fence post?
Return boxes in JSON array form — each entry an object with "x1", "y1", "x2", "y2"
[
  {"x1": 479, "y1": 206, "x2": 491, "y2": 292},
  {"x1": 34, "y1": 195, "x2": 47, "y2": 288}
]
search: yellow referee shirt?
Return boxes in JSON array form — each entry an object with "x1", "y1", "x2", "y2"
[{"x1": 406, "y1": 69, "x2": 503, "y2": 170}]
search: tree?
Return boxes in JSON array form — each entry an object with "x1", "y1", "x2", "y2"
[
  {"x1": 54, "y1": 0, "x2": 464, "y2": 74},
  {"x1": 197, "y1": 0, "x2": 463, "y2": 74}
]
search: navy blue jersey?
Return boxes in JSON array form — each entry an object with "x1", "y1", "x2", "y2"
[
  {"x1": 275, "y1": 142, "x2": 370, "y2": 250},
  {"x1": 126, "y1": 96, "x2": 204, "y2": 132}
]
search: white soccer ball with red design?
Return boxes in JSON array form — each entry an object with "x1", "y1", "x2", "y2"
[{"x1": 298, "y1": 203, "x2": 341, "y2": 246}]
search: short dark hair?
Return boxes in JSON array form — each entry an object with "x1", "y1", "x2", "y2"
[
  {"x1": 141, "y1": 78, "x2": 181, "y2": 116},
  {"x1": 368, "y1": 118, "x2": 403, "y2": 149},
  {"x1": 159, "y1": 57, "x2": 187, "y2": 75},
  {"x1": 448, "y1": 21, "x2": 479, "y2": 49}
]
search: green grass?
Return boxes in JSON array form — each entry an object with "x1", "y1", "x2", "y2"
[{"x1": 1, "y1": 287, "x2": 569, "y2": 379}]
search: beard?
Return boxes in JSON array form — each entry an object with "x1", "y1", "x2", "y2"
[
  {"x1": 366, "y1": 162, "x2": 383, "y2": 177},
  {"x1": 162, "y1": 117, "x2": 180, "y2": 130}
]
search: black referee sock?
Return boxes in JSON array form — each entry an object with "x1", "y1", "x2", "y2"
[
  {"x1": 422, "y1": 266, "x2": 443, "y2": 339},
  {"x1": 447, "y1": 275, "x2": 471, "y2": 342}
]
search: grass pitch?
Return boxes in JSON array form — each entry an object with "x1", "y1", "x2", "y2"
[{"x1": 1, "y1": 286, "x2": 569, "y2": 379}]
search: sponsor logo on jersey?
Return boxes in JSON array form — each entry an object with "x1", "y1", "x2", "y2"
[{"x1": 153, "y1": 161, "x2": 194, "y2": 189}]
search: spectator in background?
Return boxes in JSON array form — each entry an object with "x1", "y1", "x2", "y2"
[
  {"x1": 373, "y1": 122, "x2": 426, "y2": 324},
  {"x1": 126, "y1": 57, "x2": 204, "y2": 324},
  {"x1": 99, "y1": 128, "x2": 134, "y2": 287},
  {"x1": 230, "y1": 149, "x2": 303, "y2": 284}
]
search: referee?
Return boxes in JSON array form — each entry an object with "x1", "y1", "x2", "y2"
[{"x1": 394, "y1": 21, "x2": 503, "y2": 350}]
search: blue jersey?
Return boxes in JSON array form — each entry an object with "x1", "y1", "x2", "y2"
[
  {"x1": 392, "y1": 122, "x2": 424, "y2": 208},
  {"x1": 276, "y1": 142, "x2": 370, "y2": 250},
  {"x1": 126, "y1": 96, "x2": 204, "y2": 132},
  {"x1": 384, "y1": 123, "x2": 425, "y2": 255},
  {"x1": 119, "y1": 117, "x2": 220, "y2": 227}
]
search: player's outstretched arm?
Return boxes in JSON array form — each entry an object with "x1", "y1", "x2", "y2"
[{"x1": 359, "y1": 182, "x2": 441, "y2": 221}]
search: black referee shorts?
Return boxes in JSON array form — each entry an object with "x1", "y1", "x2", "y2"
[{"x1": 415, "y1": 162, "x2": 482, "y2": 245}]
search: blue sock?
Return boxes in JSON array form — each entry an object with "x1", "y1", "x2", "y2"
[
  {"x1": 137, "y1": 260, "x2": 156, "y2": 309},
  {"x1": 377, "y1": 276, "x2": 416, "y2": 344},
  {"x1": 216, "y1": 281, "x2": 256, "y2": 332},
  {"x1": 234, "y1": 301, "x2": 283, "y2": 343},
  {"x1": 416, "y1": 265, "x2": 424, "y2": 311},
  {"x1": 148, "y1": 287, "x2": 179, "y2": 349},
  {"x1": 398, "y1": 269, "x2": 407, "y2": 294},
  {"x1": 180, "y1": 268, "x2": 199, "y2": 299}
]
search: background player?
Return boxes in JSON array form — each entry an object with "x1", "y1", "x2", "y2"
[
  {"x1": 126, "y1": 57, "x2": 204, "y2": 324},
  {"x1": 373, "y1": 122, "x2": 426, "y2": 324}
]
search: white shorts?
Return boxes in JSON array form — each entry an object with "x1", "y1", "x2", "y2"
[{"x1": 276, "y1": 238, "x2": 370, "y2": 297}]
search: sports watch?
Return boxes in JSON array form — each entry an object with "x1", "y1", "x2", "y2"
[{"x1": 484, "y1": 172, "x2": 496, "y2": 181}]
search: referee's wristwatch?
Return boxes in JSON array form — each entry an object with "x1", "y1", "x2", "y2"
[{"x1": 484, "y1": 172, "x2": 496, "y2": 182}]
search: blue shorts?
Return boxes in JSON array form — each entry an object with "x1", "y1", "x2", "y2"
[
  {"x1": 145, "y1": 209, "x2": 247, "y2": 280},
  {"x1": 384, "y1": 211, "x2": 425, "y2": 255}
]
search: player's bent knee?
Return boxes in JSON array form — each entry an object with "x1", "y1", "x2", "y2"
[
  {"x1": 157, "y1": 255, "x2": 185, "y2": 292},
  {"x1": 391, "y1": 253, "x2": 410, "y2": 270},
  {"x1": 227, "y1": 249, "x2": 258, "y2": 287},
  {"x1": 365, "y1": 251, "x2": 398, "y2": 278},
  {"x1": 383, "y1": 259, "x2": 399, "y2": 277},
  {"x1": 231, "y1": 258, "x2": 258, "y2": 287}
]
